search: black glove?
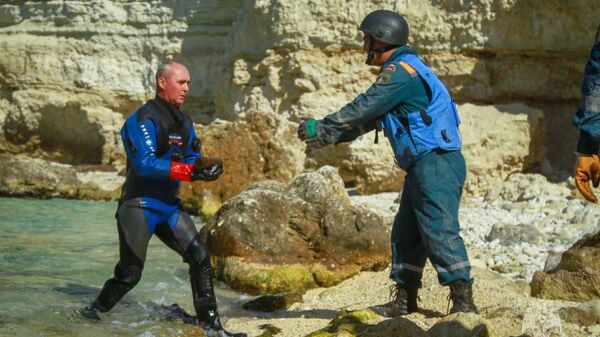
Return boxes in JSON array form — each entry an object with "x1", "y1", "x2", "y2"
[
  {"x1": 305, "y1": 137, "x2": 331, "y2": 150},
  {"x1": 192, "y1": 157, "x2": 224, "y2": 181}
]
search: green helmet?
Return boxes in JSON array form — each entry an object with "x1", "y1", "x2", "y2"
[{"x1": 359, "y1": 10, "x2": 409, "y2": 46}]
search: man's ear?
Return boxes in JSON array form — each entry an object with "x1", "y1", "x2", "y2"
[{"x1": 157, "y1": 76, "x2": 167, "y2": 90}]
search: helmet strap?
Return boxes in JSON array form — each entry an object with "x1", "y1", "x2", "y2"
[{"x1": 365, "y1": 38, "x2": 376, "y2": 65}]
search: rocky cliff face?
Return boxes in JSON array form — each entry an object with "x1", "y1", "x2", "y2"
[
  {"x1": 0, "y1": 0, "x2": 598, "y2": 198},
  {"x1": 0, "y1": 0, "x2": 239, "y2": 167}
]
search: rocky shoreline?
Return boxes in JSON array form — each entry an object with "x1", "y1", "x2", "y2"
[
  {"x1": 1, "y1": 156, "x2": 599, "y2": 336},
  {"x1": 216, "y1": 175, "x2": 600, "y2": 337}
]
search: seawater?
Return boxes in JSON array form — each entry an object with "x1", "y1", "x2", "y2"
[{"x1": 0, "y1": 197, "x2": 246, "y2": 337}]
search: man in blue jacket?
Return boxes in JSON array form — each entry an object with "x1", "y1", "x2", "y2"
[
  {"x1": 298, "y1": 10, "x2": 477, "y2": 316},
  {"x1": 81, "y1": 61, "x2": 246, "y2": 337},
  {"x1": 573, "y1": 25, "x2": 600, "y2": 203}
]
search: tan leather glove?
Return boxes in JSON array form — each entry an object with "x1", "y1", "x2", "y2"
[{"x1": 575, "y1": 154, "x2": 600, "y2": 203}]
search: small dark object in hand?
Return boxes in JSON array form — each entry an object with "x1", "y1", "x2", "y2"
[{"x1": 192, "y1": 156, "x2": 224, "y2": 181}]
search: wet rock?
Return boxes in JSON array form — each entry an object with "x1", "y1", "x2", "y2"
[
  {"x1": 361, "y1": 317, "x2": 428, "y2": 337},
  {"x1": 304, "y1": 309, "x2": 429, "y2": 337},
  {"x1": 201, "y1": 166, "x2": 390, "y2": 294},
  {"x1": 530, "y1": 230, "x2": 600, "y2": 301},
  {"x1": 243, "y1": 293, "x2": 303, "y2": 312},
  {"x1": 428, "y1": 312, "x2": 498, "y2": 337},
  {"x1": 257, "y1": 324, "x2": 282, "y2": 337}
]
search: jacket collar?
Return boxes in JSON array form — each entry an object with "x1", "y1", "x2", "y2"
[{"x1": 382, "y1": 45, "x2": 418, "y2": 68}]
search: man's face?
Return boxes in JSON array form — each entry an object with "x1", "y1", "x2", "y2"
[
  {"x1": 362, "y1": 33, "x2": 392, "y2": 66},
  {"x1": 157, "y1": 63, "x2": 191, "y2": 107}
]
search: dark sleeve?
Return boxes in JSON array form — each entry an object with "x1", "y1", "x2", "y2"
[
  {"x1": 320, "y1": 66, "x2": 414, "y2": 144},
  {"x1": 120, "y1": 111, "x2": 172, "y2": 179},
  {"x1": 183, "y1": 120, "x2": 202, "y2": 164},
  {"x1": 336, "y1": 119, "x2": 378, "y2": 143},
  {"x1": 573, "y1": 41, "x2": 600, "y2": 154}
]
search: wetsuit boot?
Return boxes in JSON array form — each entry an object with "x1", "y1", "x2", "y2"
[
  {"x1": 448, "y1": 280, "x2": 477, "y2": 314},
  {"x1": 191, "y1": 258, "x2": 247, "y2": 337},
  {"x1": 371, "y1": 284, "x2": 418, "y2": 317},
  {"x1": 80, "y1": 263, "x2": 143, "y2": 320}
]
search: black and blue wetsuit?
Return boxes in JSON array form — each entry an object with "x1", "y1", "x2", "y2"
[{"x1": 88, "y1": 97, "x2": 231, "y2": 333}]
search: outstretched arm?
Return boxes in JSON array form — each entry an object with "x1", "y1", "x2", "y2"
[{"x1": 298, "y1": 63, "x2": 413, "y2": 148}]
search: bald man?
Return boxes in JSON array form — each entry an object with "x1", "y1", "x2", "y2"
[{"x1": 81, "y1": 61, "x2": 246, "y2": 337}]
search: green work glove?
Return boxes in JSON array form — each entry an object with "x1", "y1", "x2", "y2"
[
  {"x1": 298, "y1": 117, "x2": 318, "y2": 140},
  {"x1": 297, "y1": 117, "x2": 331, "y2": 150}
]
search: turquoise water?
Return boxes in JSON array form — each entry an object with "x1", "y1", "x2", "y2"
[{"x1": 0, "y1": 197, "x2": 246, "y2": 337}]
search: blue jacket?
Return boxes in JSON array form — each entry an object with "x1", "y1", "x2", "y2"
[
  {"x1": 119, "y1": 97, "x2": 201, "y2": 203},
  {"x1": 318, "y1": 46, "x2": 460, "y2": 169},
  {"x1": 573, "y1": 37, "x2": 600, "y2": 154},
  {"x1": 381, "y1": 52, "x2": 461, "y2": 169}
]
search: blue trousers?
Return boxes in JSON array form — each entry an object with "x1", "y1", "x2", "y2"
[{"x1": 390, "y1": 150, "x2": 473, "y2": 288}]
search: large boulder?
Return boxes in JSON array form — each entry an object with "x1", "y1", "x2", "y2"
[
  {"x1": 530, "y1": 230, "x2": 600, "y2": 301},
  {"x1": 200, "y1": 166, "x2": 390, "y2": 295}
]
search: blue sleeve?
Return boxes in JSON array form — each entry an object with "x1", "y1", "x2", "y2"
[
  {"x1": 573, "y1": 41, "x2": 600, "y2": 154},
  {"x1": 183, "y1": 123, "x2": 202, "y2": 164},
  {"x1": 121, "y1": 115, "x2": 172, "y2": 179},
  {"x1": 321, "y1": 65, "x2": 413, "y2": 144}
]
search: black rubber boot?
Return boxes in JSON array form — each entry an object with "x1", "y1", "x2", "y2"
[
  {"x1": 79, "y1": 301, "x2": 103, "y2": 320},
  {"x1": 191, "y1": 259, "x2": 247, "y2": 337},
  {"x1": 448, "y1": 280, "x2": 478, "y2": 314},
  {"x1": 80, "y1": 263, "x2": 142, "y2": 320},
  {"x1": 371, "y1": 284, "x2": 419, "y2": 317}
]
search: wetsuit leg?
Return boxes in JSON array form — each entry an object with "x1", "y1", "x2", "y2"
[
  {"x1": 94, "y1": 199, "x2": 152, "y2": 312},
  {"x1": 155, "y1": 209, "x2": 245, "y2": 336}
]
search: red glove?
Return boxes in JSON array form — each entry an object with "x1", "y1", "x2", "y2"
[{"x1": 170, "y1": 161, "x2": 194, "y2": 181}]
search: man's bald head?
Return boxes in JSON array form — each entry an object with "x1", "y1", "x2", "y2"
[{"x1": 155, "y1": 61, "x2": 191, "y2": 107}]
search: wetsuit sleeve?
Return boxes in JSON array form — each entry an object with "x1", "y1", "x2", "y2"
[
  {"x1": 121, "y1": 116, "x2": 172, "y2": 179},
  {"x1": 573, "y1": 40, "x2": 600, "y2": 155},
  {"x1": 320, "y1": 65, "x2": 414, "y2": 144},
  {"x1": 183, "y1": 123, "x2": 202, "y2": 165}
]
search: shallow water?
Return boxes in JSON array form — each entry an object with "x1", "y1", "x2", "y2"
[{"x1": 0, "y1": 197, "x2": 247, "y2": 337}]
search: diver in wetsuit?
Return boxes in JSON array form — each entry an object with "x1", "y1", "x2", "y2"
[{"x1": 81, "y1": 61, "x2": 246, "y2": 337}]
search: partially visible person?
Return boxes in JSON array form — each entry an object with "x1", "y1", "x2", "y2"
[
  {"x1": 80, "y1": 61, "x2": 246, "y2": 337},
  {"x1": 573, "y1": 25, "x2": 600, "y2": 203},
  {"x1": 297, "y1": 10, "x2": 477, "y2": 316}
]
